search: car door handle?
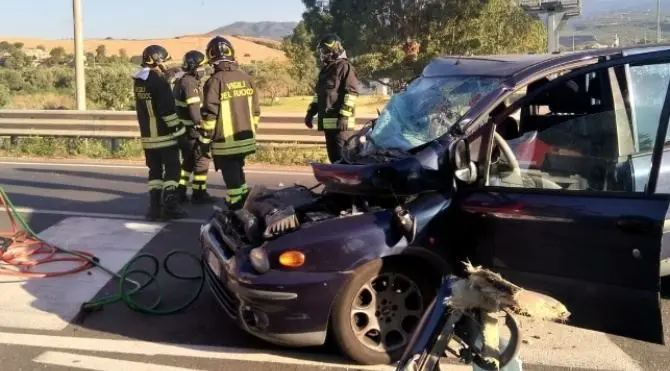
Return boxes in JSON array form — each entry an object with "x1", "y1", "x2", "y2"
[{"x1": 616, "y1": 216, "x2": 655, "y2": 234}]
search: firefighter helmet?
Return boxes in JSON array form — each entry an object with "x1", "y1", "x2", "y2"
[
  {"x1": 317, "y1": 33, "x2": 345, "y2": 63},
  {"x1": 141, "y1": 45, "x2": 171, "y2": 68},
  {"x1": 206, "y1": 36, "x2": 235, "y2": 64},
  {"x1": 182, "y1": 50, "x2": 207, "y2": 72}
]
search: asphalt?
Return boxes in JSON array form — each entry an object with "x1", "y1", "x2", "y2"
[{"x1": 0, "y1": 159, "x2": 668, "y2": 371}]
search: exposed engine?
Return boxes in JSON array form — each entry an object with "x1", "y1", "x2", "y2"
[{"x1": 227, "y1": 184, "x2": 400, "y2": 246}]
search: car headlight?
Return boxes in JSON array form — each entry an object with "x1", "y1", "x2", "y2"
[{"x1": 249, "y1": 247, "x2": 270, "y2": 274}]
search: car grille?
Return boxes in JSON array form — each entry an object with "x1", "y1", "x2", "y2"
[{"x1": 204, "y1": 261, "x2": 240, "y2": 320}]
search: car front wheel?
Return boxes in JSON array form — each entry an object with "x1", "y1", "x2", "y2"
[{"x1": 330, "y1": 259, "x2": 434, "y2": 365}]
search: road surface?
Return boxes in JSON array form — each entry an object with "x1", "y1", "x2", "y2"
[{"x1": 0, "y1": 159, "x2": 668, "y2": 371}]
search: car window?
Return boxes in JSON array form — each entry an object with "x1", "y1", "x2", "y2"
[
  {"x1": 628, "y1": 61, "x2": 670, "y2": 193},
  {"x1": 486, "y1": 63, "x2": 666, "y2": 193},
  {"x1": 628, "y1": 62, "x2": 670, "y2": 152}
]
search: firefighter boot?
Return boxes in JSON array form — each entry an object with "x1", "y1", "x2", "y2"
[
  {"x1": 191, "y1": 189, "x2": 216, "y2": 205},
  {"x1": 161, "y1": 188, "x2": 188, "y2": 220},
  {"x1": 176, "y1": 184, "x2": 189, "y2": 204},
  {"x1": 145, "y1": 189, "x2": 162, "y2": 221}
]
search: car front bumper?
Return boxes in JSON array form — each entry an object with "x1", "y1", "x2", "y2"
[{"x1": 200, "y1": 221, "x2": 352, "y2": 347}]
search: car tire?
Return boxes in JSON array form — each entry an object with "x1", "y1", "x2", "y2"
[{"x1": 330, "y1": 259, "x2": 435, "y2": 365}]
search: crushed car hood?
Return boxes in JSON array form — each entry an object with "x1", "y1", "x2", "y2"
[{"x1": 310, "y1": 140, "x2": 451, "y2": 196}]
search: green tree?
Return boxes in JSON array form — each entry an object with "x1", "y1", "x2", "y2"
[
  {"x1": 0, "y1": 69, "x2": 26, "y2": 91},
  {"x1": 85, "y1": 66, "x2": 134, "y2": 110},
  {"x1": 298, "y1": 0, "x2": 546, "y2": 87},
  {"x1": 242, "y1": 59, "x2": 295, "y2": 102},
  {"x1": 281, "y1": 21, "x2": 318, "y2": 95},
  {"x1": 0, "y1": 84, "x2": 10, "y2": 108},
  {"x1": 95, "y1": 44, "x2": 107, "y2": 63},
  {"x1": 46, "y1": 46, "x2": 67, "y2": 66},
  {"x1": 13, "y1": 42, "x2": 24, "y2": 50},
  {"x1": 0, "y1": 41, "x2": 13, "y2": 52},
  {"x1": 118, "y1": 48, "x2": 129, "y2": 61},
  {"x1": 36, "y1": 44, "x2": 47, "y2": 51},
  {"x1": 2, "y1": 49, "x2": 32, "y2": 69},
  {"x1": 85, "y1": 52, "x2": 96, "y2": 66}
]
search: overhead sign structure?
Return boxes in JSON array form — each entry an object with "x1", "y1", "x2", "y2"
[{"x1": 519, "y1": 0, "x2": 583, "y2": 53}]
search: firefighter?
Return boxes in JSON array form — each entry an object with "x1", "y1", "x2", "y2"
[
  {"x1": 201, "y1": 36, "x2": 261, "y2": 210},
  {"x1": 132, "y1": 44, "x2": 188, "y2": 221},
  {"x1": 304, "y1": 33, "x2": 360, "y2": 164},
  {"x1": 173, "y1": 50, "x2": 215, "y2": 204}
]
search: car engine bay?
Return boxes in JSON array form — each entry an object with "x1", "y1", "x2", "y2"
[{"x1": 219, "y1": 184, "x2": 411, "y2": 248}]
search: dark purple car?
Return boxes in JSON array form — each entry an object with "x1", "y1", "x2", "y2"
[{"x1": 200, "y1": 44, "x2": 670, "y2": 365}]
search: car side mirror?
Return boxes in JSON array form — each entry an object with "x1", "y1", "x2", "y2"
[{"x1": 451, "y1": 138, "x2": 477, "y2": 184}]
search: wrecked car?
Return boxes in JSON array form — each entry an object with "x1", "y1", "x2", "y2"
[{"x1": 200, "y1": 44, "x2": 670, "y2": 365}]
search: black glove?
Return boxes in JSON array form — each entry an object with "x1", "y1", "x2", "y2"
[
  {"x1": 187, "y1": 126, "x2": 201, "y2": 140},
  {"x1": 304, "y1": 114, "x2": 314, "y2": 129},
  {"x1": 198, "y1": 138, "x2": 211, "y2": 154}
]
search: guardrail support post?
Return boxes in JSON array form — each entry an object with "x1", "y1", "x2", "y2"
[{"x1": 109, "y1": 138, "x2": 120, "y2": 154}]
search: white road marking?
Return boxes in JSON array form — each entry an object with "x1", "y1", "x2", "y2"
[
  {"x1": 12, "y1": 206, "x2": 208, "y2": 224},
  {"x1": 33, "y1": 351, "x2": 205, "y2": 371},
  {"x1": 0, "y1": 217, "x2": 164, "y2": 331},
  {"x1": 0, "y1": 160, "x2": 314, "y2": 176},
  {"x1": 0, "y1": 331, "x2": 403, "y2": 370}
]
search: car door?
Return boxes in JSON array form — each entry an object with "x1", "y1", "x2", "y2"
[{"x1": 460, "y1": 50, "x2": 670, "y2": 344}]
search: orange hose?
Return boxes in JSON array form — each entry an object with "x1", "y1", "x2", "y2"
[{"x1": 0, "y1": 192, "x2": 96, "y2": 278}]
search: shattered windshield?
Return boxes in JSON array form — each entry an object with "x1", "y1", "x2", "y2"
[{"x1": 368, "y1": 75, "x2": 503, "y2": 152}]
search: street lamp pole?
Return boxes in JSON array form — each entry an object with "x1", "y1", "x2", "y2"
[{"x1": 73, "y1": 0, "x2": 86, "y2": 110}]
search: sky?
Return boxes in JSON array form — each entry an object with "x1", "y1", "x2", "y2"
[{"x1": 0, "y1": 0, "x2": 306, "y2": 39}]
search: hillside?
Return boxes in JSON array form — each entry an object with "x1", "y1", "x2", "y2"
[
  {"x1": 0, "y1": 34, "x2": 287, "y2": 64},
  {"x1": 209, "y1": 21, "x2": 298, "y2": 40},
  {"x1": 561, "y1": 1, "x2": 670, "y2": 47}
]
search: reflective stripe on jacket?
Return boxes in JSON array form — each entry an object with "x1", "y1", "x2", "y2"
[
  {"x1": 173, "y1": 74, "x2": 203, "y2": 128},
  {"x1": 306, "y1": 58, "x2": 359, "y2": 131},
  {"x1": 132, "y1": 68, "x2": 184, "y2": 150},
  {"x1": 201, "y1": 62, "x2": 261, "y2": 156}
]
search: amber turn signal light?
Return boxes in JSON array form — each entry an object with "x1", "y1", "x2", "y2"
[{"x1": 278, "y1": 251, "x2": 305, "y2": 268}]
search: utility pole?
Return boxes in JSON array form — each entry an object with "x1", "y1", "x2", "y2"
[
  {"x1": 73, "y1": 0, "x2": 86, "y2": 110},
  {"x1": 658, "y1": 0, "x2": 662, "y2": 43}
]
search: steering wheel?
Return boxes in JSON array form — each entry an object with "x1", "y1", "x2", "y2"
[
  {"x1": 493, "y1": 131, "x2": 521, "y2": 173},
  {"x1": 492, "y1": 131, "x2": 563, "y2": 190}
]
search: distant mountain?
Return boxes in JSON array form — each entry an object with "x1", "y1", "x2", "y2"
[{"x1": 208, "y1": 22, "x2": 298, "y2": 40}]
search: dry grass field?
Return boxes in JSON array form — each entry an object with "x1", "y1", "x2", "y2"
[{"x1": 0, "y1": 34, "x2": 286, "y2": 64}]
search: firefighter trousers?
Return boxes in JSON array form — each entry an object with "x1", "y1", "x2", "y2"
[
  {"x1": 145, "y1": 146, "x2": 181, "y2": 191},
  {"x1": 213, "y1": 154, "x2": 249, "y2": 209},
  {"x1": 324, "y1": 130, "x2": 353, "y2": 164},
  {"x1": 179, "y1": 137, "x2": 211, "y2": 192}
]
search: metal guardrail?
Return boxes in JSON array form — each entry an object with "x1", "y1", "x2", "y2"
[{"x1": 0, "y1": 110, "x2": 378, "y2": 145}]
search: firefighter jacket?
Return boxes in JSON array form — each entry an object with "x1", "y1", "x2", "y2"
[
  {"x1": 132, "y1": 67, "x2": 185, "y2": 150},
  {"x1": 201, "y1": 62, "x2": 261, "y2": 157},
  {"x1": 173, "y1": 73, "x2": 208, "y2": 142},
  {"x1": 306, "y1": 57, "x2": 359, "y2": 131}
]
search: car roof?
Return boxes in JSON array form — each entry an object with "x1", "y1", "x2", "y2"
[{"x1": 422, "y1": 43, "x2": 670, "y2": 79}]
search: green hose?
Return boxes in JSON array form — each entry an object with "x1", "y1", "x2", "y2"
[
  {"x1": 82, "y1": 250, "x2": 205, "y2": 315},
  {"x1": 1, "y1": 185, "x2": 206, "y2": 316}
]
